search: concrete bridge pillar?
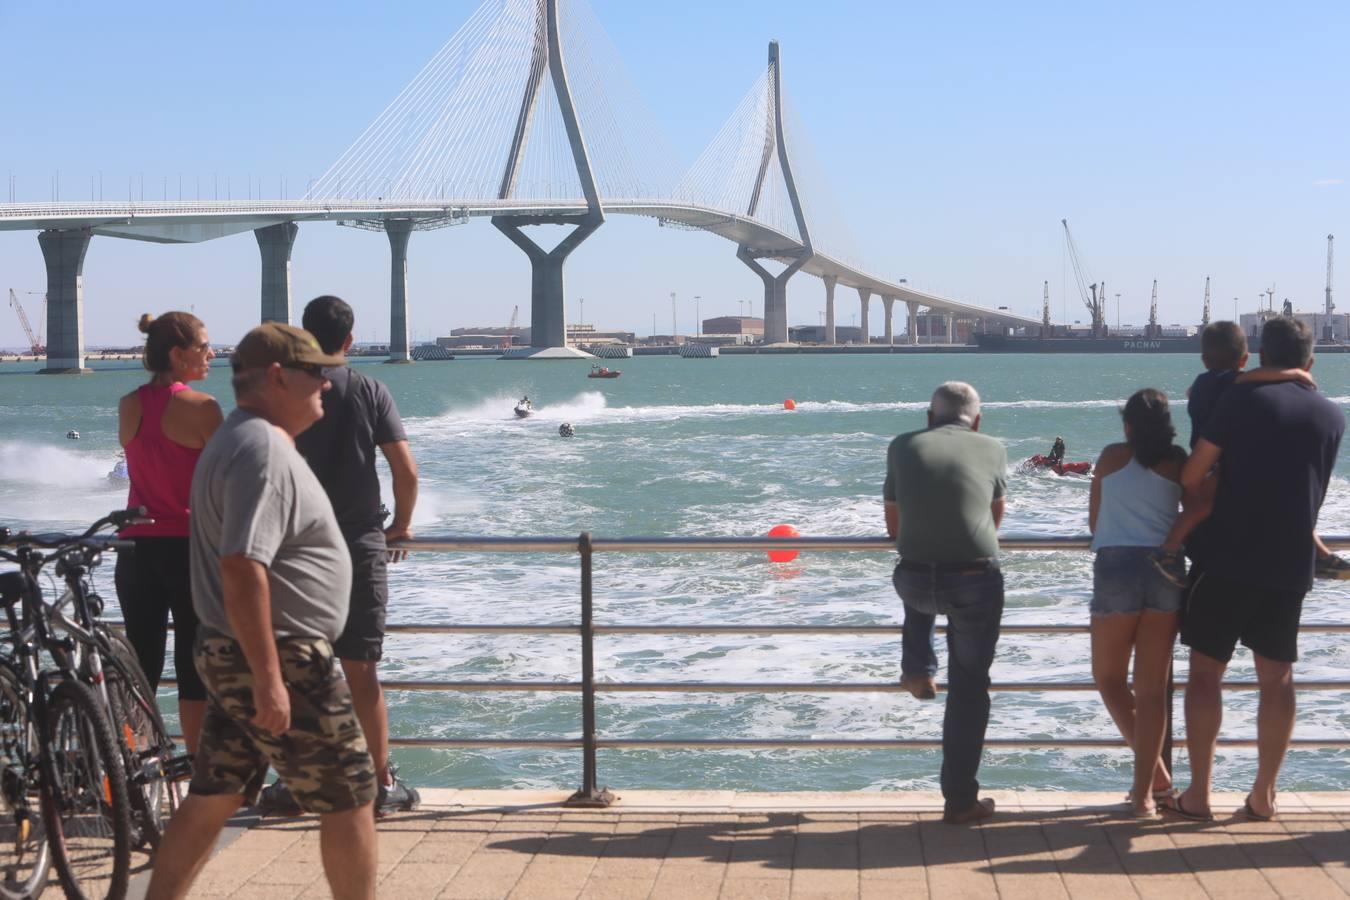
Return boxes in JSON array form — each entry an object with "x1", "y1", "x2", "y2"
[
  {"x1": 495, "y1": 220, "x2": 599, "y2": 350},
  {"x1": 946, "y1": 312, "x2": 955, "y2": 344},
  {"x1": 255, "y1": 222, "x2": 299, "y2": 324},
  {"x1": 823, "y1": 275, "x2": 837, "y2": 345},
  {"x1": 385, "y1": 219, "x2": 414, "y2": 363},
  {"x1": 736, "y1": 248, "x2": 806, "y2": 344},
  {"x1": 37, "y1": 228, "x2": 92, "y2": 373},
  {"x1": 882, "y1": 295, "x2": 896, "y2": 345},
  {"x1": 857, "y1": 288, "x2": 871, "y2": 344},
  {"x1": 907, "y1": 300, "x2": 920, "y2": 345}
]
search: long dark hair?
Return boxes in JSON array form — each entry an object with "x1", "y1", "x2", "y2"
[
  {"x1": 139, "y1": 311, "x2": 203, "y2": 374},
  {"x1": 1122, "y1": 388, "x2": 1177, "y2": 468}
]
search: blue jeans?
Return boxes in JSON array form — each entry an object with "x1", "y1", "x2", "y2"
[{"x1": 892, "y1": 561, "x2": 1005, "y2": 811}]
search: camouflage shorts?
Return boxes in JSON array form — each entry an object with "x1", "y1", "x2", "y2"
[{"x1": 189, "y1": 635, "x2": 378, "y2": 813}]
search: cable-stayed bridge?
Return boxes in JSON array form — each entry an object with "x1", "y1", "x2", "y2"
[{"x1": 0, "y1": 0, "x2": 1036, "y2": 370}]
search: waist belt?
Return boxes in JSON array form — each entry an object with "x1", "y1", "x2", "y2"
[{"x1": 898, "y1": 557, "x2": 996, "y2": 575}]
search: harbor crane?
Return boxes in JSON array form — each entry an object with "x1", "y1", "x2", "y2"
[
  {"x1": 1202, "y1": 277, "x2": 1211, "y2": 327},
  {"x1": 1148, "y1": 280, "x2": 1159, "y2": 337},
  {"x1": 7, "y1": 289, "x2": 45, "y2": 355},
  {"x1": 1062, "y1": 219, "x2": 1106, "y2": 337},
  {"x1": 1041, "y1": 281, "x2": 1051, "y2": 329}
]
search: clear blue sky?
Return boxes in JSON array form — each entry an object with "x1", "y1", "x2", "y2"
[{"x1": 2, "y1": 0, "x2": 1347, "y2": 347}]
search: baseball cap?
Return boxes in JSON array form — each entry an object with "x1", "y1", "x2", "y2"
[{"x1": 230, "y1": 322, "x2": 346, "y2": 371}]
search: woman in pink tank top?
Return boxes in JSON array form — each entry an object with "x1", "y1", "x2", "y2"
[{"x1": 115, "y1": 311, "x2": 223, "y2": 753}]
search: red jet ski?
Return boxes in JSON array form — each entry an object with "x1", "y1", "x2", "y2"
[{"x1": 1027, "y1": 454, "x2": 1091, "y2": 476}]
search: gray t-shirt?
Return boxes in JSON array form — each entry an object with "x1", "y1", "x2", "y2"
[
  {"x1": 190, "y1": 409, "x2": 353, "y2": 643},
  {"x1": 883, "y1": 423, "x2": 1007, "y2": 563}
]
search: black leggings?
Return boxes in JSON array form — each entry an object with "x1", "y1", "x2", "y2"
[{"x1": 113, "y1": 536, "x2": 206, "y2": 701}]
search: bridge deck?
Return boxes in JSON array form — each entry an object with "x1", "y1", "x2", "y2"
[{"x1": 139, "y1": 789, "x2": 1349, "y2": 899}]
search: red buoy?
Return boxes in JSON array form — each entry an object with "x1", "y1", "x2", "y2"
[
  {"x1": 783, "y1": 399, "x2": 796, "y2": 410},
  {"x1": 766, "y1": 523, "x2": 800, "y2": 562}
]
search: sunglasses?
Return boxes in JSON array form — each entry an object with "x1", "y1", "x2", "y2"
[{"x1": 282, "y1": 362, "x2": 326, "y2": 379}]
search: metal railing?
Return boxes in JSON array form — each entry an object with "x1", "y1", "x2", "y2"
[{"x1": 157, "y1": 534, "x2": 1350, "y2": 806}]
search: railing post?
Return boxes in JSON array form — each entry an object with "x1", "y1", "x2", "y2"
[
  {"x1": 565, "y1": 531, "x2": 615, "y2": 807},
  {"x1": 1162, "y1": 658, "x2": 1176, "y2": 775}
]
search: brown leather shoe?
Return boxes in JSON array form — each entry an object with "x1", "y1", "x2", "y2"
[
  {"x1": 942, "y1": 797, "x2": 996, "y2": 825},
  {"x1": 900, "y1": 674, "x2": 937, "y2": 700}
]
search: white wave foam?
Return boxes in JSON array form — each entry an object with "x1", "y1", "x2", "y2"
[{"x1": 0, "y1": 440, "x2": 119, "y2": 487}]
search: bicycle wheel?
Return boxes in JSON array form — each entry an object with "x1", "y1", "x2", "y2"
[
  {"x1": 40, "y1": 679, "x2": 131, "y2": 900},
  {"x1": 0, "y1": 662, "x2": 51, "y2": 900},
  {"x1": 100, "y1": 630, "x2": 181, "y2": 849}
]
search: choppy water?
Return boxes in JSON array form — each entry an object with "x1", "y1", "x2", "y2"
[{"x1": 2, "y1": 352, "x2": 1347, "y2": 794}]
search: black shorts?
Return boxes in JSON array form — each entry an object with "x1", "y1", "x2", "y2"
[
  {"x1": 332, "y1": 530, "x2": 389, "y2": 662},
  {"x1": 1180, "y1": 568, "x2": 1305, "y2": 664}
]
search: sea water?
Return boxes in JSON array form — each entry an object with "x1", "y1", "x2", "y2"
[{"x1": 1, "y1": 353, "x2": 1347, "y2": 794}]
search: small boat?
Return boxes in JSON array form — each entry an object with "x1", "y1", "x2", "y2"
[
  {"x1": 513, "y1": 399, "x2": 533, "y2": 418},
  {"x1": 1026, "y1": 454, "x2": 1091, "y2": 476},
  {"x1": 66, "y1": 430, "x2": 80, "y2": 440},
  {"x1": 588, "y1": 364, "x2": 620, "y2": 379}
]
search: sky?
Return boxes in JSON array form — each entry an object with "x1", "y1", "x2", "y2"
[{"x1": 1, "y1": 0, "x2": 1347, "y2": 348}]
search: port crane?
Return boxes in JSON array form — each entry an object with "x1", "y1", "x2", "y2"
[
  {"x1": 1148, "y1": 280, "x2": 1159, "y2": 337},
  {"x1": 1202, "y1": 277, "x2": 1211, "y2": 327},
  {"x1": 7, "y1": 289, "x2": 46, "y2": 355},
  {"x1": 503, "y1": 304, "x2": 519, "y2": 349},
  {"x1": 1041, "y1": 281, "x2": 1050, "y2": 328},
  {"x1": 1062, "y1": 219, "x2": 1106, "y2": 337}
]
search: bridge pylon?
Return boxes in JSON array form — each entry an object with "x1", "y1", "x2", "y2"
[
  {"x1": 493, "y1": 0, "x2": 603, "y2": 358},
  {"x1": 735, "y1": 41, "x2": 813, "y2": 346}
]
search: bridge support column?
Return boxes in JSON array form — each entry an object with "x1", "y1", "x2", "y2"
[
  {"x1": 736, "y1": 248, "x2": 806, "y2": 345},
  {"x1": 907, "y1": 300, "x2": 920, "y2": 345},
  {"x1": 37, "y1": 228, "x2": 92, "y2": 373},
  {"x1": 882, "y1": 295, "x2": 895, "y2": 345},
  {"x1": 256, "y1": 222, "x2": 298, "y2": 324},
  {"x1": 823, "y1": 275, "x2": 837, "y2": 345},
  {"x1": 385, "y1": 219, "x2": 413, "y2": 363},
  {"x1": 946, "y1": 312, "x2": 955, "y2": 344},
  {"x1": 496, "y1": 219, "x2": 599, "y2": 350},
  {"x1": 857, "y1": 288, "x2": 871, "y2": 344}
]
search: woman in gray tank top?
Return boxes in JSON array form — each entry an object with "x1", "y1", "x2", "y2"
[{"x1": 1088, "y1": 388, "x2": 1188, "y2": 819}]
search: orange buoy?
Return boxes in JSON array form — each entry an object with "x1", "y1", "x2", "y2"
[
  {"x1": 766, "y1": 523, "x2": 800, "y2": 562},
  {"x1": 783, "y1": 398, "x2": 796, "y2": 410}
]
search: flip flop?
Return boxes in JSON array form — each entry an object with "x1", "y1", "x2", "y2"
[
  {"x1": 1242, "y1": 796, "x2": 1277, "y2": 822},
  {"x1": 1160, "y1": 796, "x2": 1214, "y2": 822}
]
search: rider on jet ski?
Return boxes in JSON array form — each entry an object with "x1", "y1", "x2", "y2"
[{"x1": 1047, "y1": 435, "x2": 1066, "y2": 464}]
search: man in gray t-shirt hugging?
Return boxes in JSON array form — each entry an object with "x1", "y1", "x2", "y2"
[{"x1": 148, "y1": 323, "x2": 377, "y2": 900}]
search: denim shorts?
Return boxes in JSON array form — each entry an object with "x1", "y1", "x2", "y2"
[{"x1": 1091, "y1": 546, "x2": 1182, "y2": 616}]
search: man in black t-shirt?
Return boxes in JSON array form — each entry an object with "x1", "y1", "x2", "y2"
[
  {"x1": 1167, "y1": 317, "x2": 1343, "y2": 823},
  {"x1": 262, "y1": 296, "x2": 422, "y2": 817}
]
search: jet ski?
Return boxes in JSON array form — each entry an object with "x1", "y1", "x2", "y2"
[
  {"x1": 107, "y1": 454, "x2": 130, "y2": 483},
  {"x1": 1026, "y1": 454, "x2": 1091, "y2": 476},
  {"x1": 513, "y1": 399, "x2": 533, "y2": 418}
]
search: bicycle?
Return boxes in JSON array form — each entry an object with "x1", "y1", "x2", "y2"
[
  {"x1": 0, "y1": 509, "x2": 185, "y2": 900},
  {"x1": 24, "y1": 512, "x2": 191, "y2": 851}
]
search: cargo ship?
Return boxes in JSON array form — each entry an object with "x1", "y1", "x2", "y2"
[{"x1": 974, "y1": 332, "x2": 1202, "y2": 353}]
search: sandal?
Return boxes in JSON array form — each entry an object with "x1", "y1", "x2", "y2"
[
  {"x1": 1160, "y1": 795, "x2": 1214, "y2": 822},
  {"x1": 1242, "y1": 796, "x2": 1277, "y2": 822}
]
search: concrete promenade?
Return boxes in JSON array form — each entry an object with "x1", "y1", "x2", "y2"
[{"x1": 124, "y1": 789, "x2": 1349, "y2": 899}]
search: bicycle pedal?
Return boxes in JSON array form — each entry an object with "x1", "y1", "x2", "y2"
[{"x1": 163, "y1": 753, "x2": 194, "y2": 781}]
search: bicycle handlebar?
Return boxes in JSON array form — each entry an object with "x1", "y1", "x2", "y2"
[{"x1": 0, "y1": 507, "x2": 151, "y2": 551}]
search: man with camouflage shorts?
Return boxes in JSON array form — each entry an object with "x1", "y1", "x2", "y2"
[{"x1": 147, "y1": 323, "x2": 377, "y2": 900}]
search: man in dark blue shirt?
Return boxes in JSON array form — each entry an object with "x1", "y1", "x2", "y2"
[
  {"x1": 262, "y1": 296, "x2": 422, "y2": 818},
  {"x1": 1167, "y1": 317, "x2": 1343, "y2": 823}
]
